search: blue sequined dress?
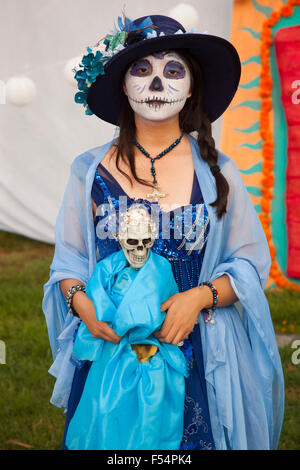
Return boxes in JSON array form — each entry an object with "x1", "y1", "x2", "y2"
[{"x1": 62, "y1": 162, "x2": 215, "y2": 450}]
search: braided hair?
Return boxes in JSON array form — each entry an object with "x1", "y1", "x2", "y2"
[
  {"x1": 177, "y1": 48, "x2": 229, "y2": 219},
  {"x1": 112, "y1": 47, "x2": 229, "y2": 219}
]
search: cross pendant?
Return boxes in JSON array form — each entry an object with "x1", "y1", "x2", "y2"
[{"x1": 146, "y1": 184, "x2": 168, "y2": 202}]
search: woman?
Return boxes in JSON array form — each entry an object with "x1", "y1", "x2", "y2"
[{"x1": 42, "y1": 14, "x2": 284, "y2": 450}]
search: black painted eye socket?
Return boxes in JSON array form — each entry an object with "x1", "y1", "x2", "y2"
[
  {"x1": 129, "y1": 58, "x2": 186, "y2": 79},
  {"x1": 142, "y1": 238, "x2": 152, "y2": 245},
  {"x1": 130, "y1": 59, "x2": 152, "y2": 76},
  {"x1": 164, "y1": 61, "x2": 186, "y2": 79}
]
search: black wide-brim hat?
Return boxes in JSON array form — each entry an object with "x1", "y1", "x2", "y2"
[{"x1": 86, "y1": 14, "x2": 241, "y2": 125}]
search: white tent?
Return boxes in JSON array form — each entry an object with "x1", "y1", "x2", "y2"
[{"x1": 0, "y1": 0, "x2": 234, "y2": 243}]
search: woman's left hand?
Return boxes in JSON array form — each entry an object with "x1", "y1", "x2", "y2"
[{"x1": 153, "y1": 288, "x2": 205, "y2": 345}]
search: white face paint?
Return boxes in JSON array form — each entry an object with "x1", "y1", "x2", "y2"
[{"x1": 123, "y1": 50, "x2": 191, "y2": 122}]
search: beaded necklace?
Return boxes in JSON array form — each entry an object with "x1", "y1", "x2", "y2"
[{"x1": 133, "y1": 130, "x2": 185, "y2": 203}]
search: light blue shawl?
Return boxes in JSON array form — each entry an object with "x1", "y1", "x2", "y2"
[{"x1": 42, "y1": 133, "x2": 284, "y2": 450}]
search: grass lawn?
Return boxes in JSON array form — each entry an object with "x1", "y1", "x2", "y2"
[{"x1": 0, "y1": 230, "x2": 299, "y2": 450}]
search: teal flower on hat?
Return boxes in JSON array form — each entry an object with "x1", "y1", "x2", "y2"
[
  {"x1": 74, "y1": 48, "x2": 107, "y2": 114},
  {"x1": 73, "y1": 14, "x2": 158, "y2": 116}
]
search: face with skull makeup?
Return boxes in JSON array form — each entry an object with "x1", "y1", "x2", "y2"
[{"x1": 123, "y1": 50, "x2": 192, "y2": 122}]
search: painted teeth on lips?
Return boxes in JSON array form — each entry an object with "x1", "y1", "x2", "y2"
[
  {"x1": 147, "y1": 97, "x2": 167, "y2": 104},
  {"x1": 128, "y1": 95, "x2": 184, "y2": 105}
]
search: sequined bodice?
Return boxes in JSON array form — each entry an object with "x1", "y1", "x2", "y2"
[{"x1": 92, "y1": 162, "x2": 210, "y2": 293}]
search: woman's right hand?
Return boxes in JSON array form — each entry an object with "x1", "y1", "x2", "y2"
[{"x1": 72, "y1": 290, "x2": 122, "y2": 344}]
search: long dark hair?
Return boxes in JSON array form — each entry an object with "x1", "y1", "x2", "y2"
[{"x1": 109, "y1": 48, "x2": 229, "y2": 219}]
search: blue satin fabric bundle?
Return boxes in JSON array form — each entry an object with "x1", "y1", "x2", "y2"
[{"x1": 65, "y1": 248, "x2": 189, "y2": 450}]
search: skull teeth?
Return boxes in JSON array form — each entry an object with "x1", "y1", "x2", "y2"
[{"x1": 131, "y1": 253, "x2": 146, "y2": 261}]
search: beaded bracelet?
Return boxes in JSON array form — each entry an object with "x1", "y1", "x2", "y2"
[
  {"x1": 199, "y1": 282, "x2": 219, "y2": 325},
  {"x1": 66, "y1": 284, "x2": 86, "y2": 318}
]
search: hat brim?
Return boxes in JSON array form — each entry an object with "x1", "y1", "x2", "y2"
[{"x1": 86, "y1": 33, "x2": 241, "y2": 125}]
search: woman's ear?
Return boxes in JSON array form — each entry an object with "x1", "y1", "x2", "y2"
[{"x1": 123, "y1": 82, "x2": 128, "y2": 96}]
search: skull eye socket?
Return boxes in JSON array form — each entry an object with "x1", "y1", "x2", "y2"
[
  {"x1": 126, "y1": 238, "x2": 152, "y2": 246},
  {"x1": 127, "y1": 239, "x2": 139, "y2": 245}
]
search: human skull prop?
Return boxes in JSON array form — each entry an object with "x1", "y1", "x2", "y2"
[{"x1": 116, "y1": 204, "x2": 158, "y2": 270}]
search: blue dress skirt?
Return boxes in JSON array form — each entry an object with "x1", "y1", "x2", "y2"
[{"x1": 62, "y1": 162, "x2": 215, "y2": 450}]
